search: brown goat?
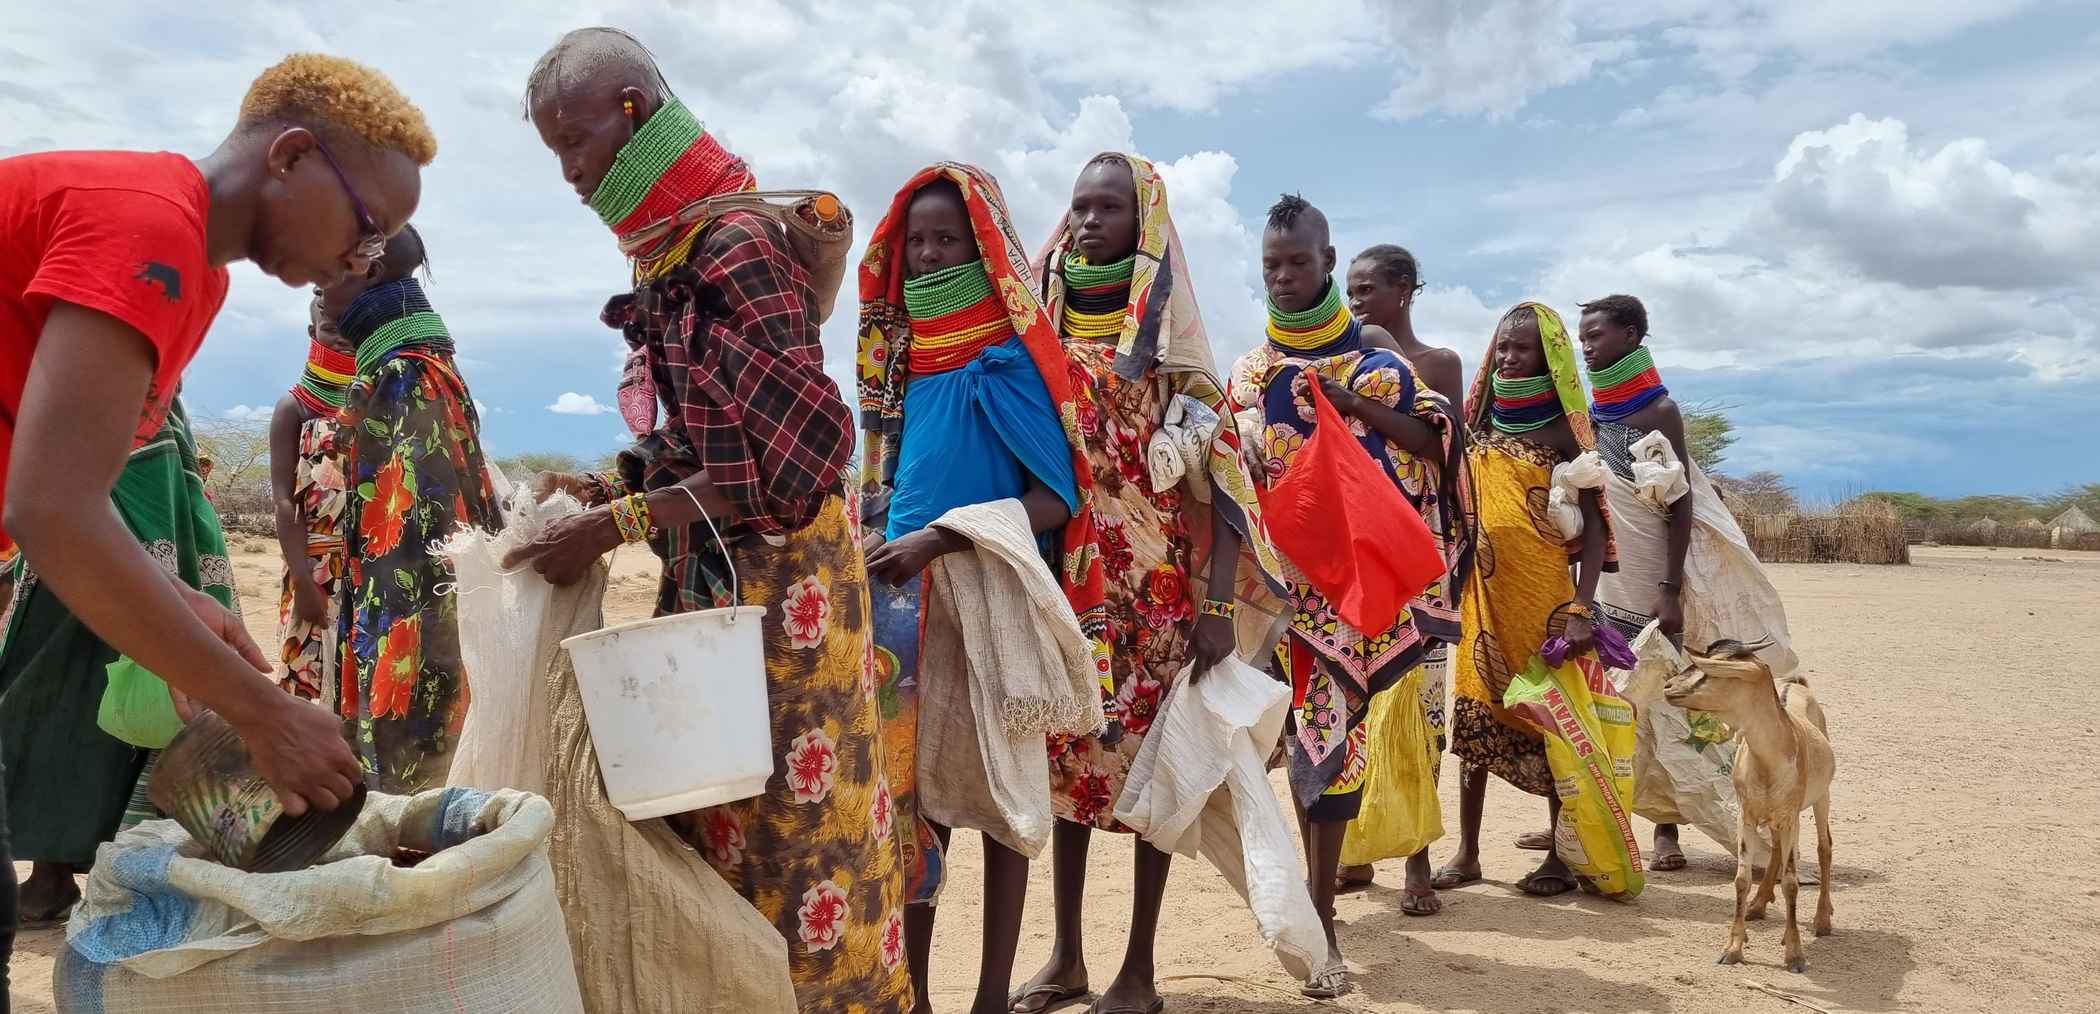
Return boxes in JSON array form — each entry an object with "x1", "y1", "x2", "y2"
[{"x1": 1662, "y1": 639, "x2": 1835, "y2": 972}]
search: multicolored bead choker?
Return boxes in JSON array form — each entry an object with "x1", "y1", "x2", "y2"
[
  {"x1": 1587, "y1": 345, "x2": 1668, "y2": 424},
  {"x1": 341, "y1": 278, "x2": 452, "y2": 380},
  {"x1": 1266, "y1": 279, "x2": 1359, "y2": 356},
  {"x1": 588, "y1": 98, "x2": 756, "y2": 282},
  {"x1": 1061, "y1": 253, "x2": 1134, "y2": 341},
  {"x1": 1490, "y1": 373, "x2": 1562, "y2": 433},
  {"x1": 291, "y1": 337, "x2": 356, "y2": 415},
  {"x1": 904, "y1": 260, "x2": 1010, "y2": 374}
]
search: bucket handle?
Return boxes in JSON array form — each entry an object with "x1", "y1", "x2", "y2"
[{"x1": 676, "y1": 484, "x2": 741, "y2": 622}]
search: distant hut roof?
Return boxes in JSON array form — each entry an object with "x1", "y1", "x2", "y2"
[
  {"x1": 1970, "y1": 517, "x2": 2001, "y2": 533},
  {"x1": 2048, "y1": 505, "x2": 2100, "y2": 533}
]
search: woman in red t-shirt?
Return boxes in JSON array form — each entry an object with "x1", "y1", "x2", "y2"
[{"x1": 0, "y1": 54, "x2": 436, "y2": 868}]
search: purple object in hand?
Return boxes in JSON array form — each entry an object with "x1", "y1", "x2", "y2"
[{"x1": 1540, "y1": 622, "x2": 1638, "y2": 670}]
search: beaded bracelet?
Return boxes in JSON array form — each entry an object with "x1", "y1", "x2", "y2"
[
  {"x1": 1562, "y1": 600, "x2": 1599, "y2": 622},
  {"x1": 610, "y1": 492, "x2": 654, "y2": 544},
  {"x1": 1200, "y1": 599, "x2": 1237, "y2": 619}
]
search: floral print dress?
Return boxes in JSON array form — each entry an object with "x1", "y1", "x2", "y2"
[
  {"x1": 335, "y1": 280, "x2": 500, "y2": 794},
  {"x1": 278, "y1": 415, "x2": 346, "y2": 703},
  {"x1": 1228, "y1": 344, "x2": 1462, "y2": 820},
  {"x1": 1047, "y1": 340, "x2": 1200, "y2": 830}
]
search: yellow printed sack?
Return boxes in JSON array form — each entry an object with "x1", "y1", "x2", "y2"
[
  {"x1": 1504, "y1": 654, "x2": 1645, "y2": 898},
  {"x1": 1339, "y1": 665, "x2": 1444, "y2": 865}
]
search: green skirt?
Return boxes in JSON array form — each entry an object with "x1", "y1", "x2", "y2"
[{"x1": 0, "y1": 574, "x2": 148, "y2": 865}]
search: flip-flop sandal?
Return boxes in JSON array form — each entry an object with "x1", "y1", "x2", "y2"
[
  {"x1": 1086, "y1": 1000, "x2": 1165, "y2": 1014},
  {"x1": 1650, "y1": 850, "x2": 1688, "y2": 872},
  {"x1": 1517, "y1": 871, "x2": 1578, "y2": 897},
  {"x1": 1400, "y1": 885, "x2": 1442, "y2": 917},
  {"x1": 1336, "y1": 867, "x2": 1377, "y2": 893},
  {"x1": 1514, "y1": 830, "x2": 1553, "y2": 851},
  {"x1": 1009, "y1": 983, "x2": 1090, "y2": 1014},
  {"x1": 1430, "y1": 865, "x2": 1481, "y2": 890},
  {"x1": 1302, "y1": 963, "x2": 1351, "y2": 1000}
]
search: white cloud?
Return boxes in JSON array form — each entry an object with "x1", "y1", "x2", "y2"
[
  {"x1": 1761, "y1": 115, "x2": 2100, "y2": 290},
  {"x1": 1372, "y1": 0, "x2": 1634, "y2": 120},
  {"x1": 547, "y1": 392, "x2": 612, "y2": 416},
  {"x1": 221, "y1": 404, "x2": 275, "y2": 422}
]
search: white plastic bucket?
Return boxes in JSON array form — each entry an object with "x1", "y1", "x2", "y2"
[{"x1": 562, "y1": 606, "x2": 773, "y2": 819}]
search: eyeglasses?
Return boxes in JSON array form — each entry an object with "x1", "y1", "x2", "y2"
[{"x1": 311, "y1": 137, "x2": 387, "y2": 264}]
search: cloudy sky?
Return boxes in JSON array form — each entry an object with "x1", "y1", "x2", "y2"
[{"x1": 6, "y1": 1, "x2": 2095, "y2": 497}]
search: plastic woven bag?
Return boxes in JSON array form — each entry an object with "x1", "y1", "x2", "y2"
[
  {"x1": 1503, "y1": 654, "x2": 1645, "y2": 898},
  {"x1": 56, "y1": 788, "x2": 584, "y2": 1012}
]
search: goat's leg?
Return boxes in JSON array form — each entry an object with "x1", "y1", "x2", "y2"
[
  {"x1": 1746, "y1": 830, "x2": 1782, "y2": 921},
  {"x1": 1813, "y1": 798, "x2": 1834, "y2": 937},
  {"x1": 1779, "y1": 816, "x2": 1805, "y2": 972},
  {"x1": 1720, "y1": 812, "x2": 1752, "y2": 965}
]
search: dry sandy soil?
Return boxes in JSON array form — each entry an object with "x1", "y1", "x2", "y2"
[{"x1": 12, "y1": 545, "x2": 2100, "y2": 1012}]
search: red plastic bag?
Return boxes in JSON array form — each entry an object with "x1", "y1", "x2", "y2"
[{"x1": 1257, "y1": 377, "x2": 1444, "y2": 634}]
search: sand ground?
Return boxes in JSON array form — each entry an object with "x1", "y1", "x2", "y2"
[{"x1": 12, "y1": 545, "x2": 2100, "y2": 1012}]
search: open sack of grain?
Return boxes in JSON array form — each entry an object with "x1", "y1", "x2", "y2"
[{"x1": 54, "y1": 787, "x2": 584, "y2": 1013}]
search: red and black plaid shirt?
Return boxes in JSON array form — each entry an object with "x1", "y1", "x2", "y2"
[{"x1": 607, "y1": 211, "x2": 851, "y2": 539}]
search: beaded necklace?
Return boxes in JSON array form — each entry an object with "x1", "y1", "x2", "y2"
[
  {"x1": 1490, "y1": 373, "x2": 1562, "y2": 433},
  {"x1": 1266, "y1": 279, "x2": 1359, "y2": 356},
  {"x1": 291, "y1": 337, "x2": 356, "y2": 415},
  {"x1": 904, "y1": 260, "x2": 1010, "y2": 374},
  {"x1": 341, "y1": 279, "x2": 453, "y2": 382},
  {"x1": 1586, "y1": 345, "x2": 1669, "y2": 424},
  {"x1": 1060, "y1": 253, "x2": 1134, "y2": 341},
  {"x1": 587, "y1": 99, "x2": 757, "y2": 283}
]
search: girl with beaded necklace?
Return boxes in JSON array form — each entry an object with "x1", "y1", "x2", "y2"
[
  {"x1": 858, "y1": 163, "x2": 1108, "y2": 1014},
  {"x1": 1006, "y1": 153, "x2": 1283, "y2": 1014},
  {"x1": 1433, "y1": 302, "x2": 1641, "y2": 900},
  {"x1": 1576, "y1": 294, "x2": 1802, "y2": 877},
  {"x1": 1225, "y1": 193, "x2": 1466, "y2": 999}
]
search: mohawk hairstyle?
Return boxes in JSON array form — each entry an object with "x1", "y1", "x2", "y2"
[
  {"x1": 1579, "y1": 294, "x2": 1649, "y2": 338},
  {"x1": 1267, "y1": 192, "x2": 1312, "y2": 231},
  {"x1": 239, "y1": 53, "x2": 436, "y2": 165}
]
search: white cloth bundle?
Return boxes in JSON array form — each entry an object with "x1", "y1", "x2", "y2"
[
  {"x1": 1548, "y1": 450, "x2": 1608, "y2": 540},
  {"x1": 1146, "y1": 393, "x2": 1221, "y2": 497},
  {"x1": 1113, "y1": 657, "x2": 1327, "y2": 983},
  {"x1": 916, "y1": 499, "x2": 1106, "y2": 858},
  {"x1": 1629, "y1": 430, "x2": 1691, "y2": 509}
]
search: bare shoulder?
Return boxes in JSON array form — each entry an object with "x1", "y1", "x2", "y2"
[{"x1": 1359, "y1": 324, "x2": 1404, "y2": 354}]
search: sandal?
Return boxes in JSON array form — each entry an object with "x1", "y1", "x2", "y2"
[
  {"x1": 1008, "y1": 983, "x2": 1090, "y2": 1014},
  {"x1": 1086, "y1": 1000, "x2": 1164, "y2": 1014},
  {"x1": 1429, "y1": 865, "x2": 1481, "y2": 890},
  {"x1": 1399, "y1": 885, "x2": 1442, "y2": 917},
  {"x1": 1517, "y1": 870, "x2": 1578, "y2": 897},
  {"x1": 1302, "y1": 962, "x2": 1351, "y2": 1000},
  {"x1": 1336, "y1": 864, "x2": 1376, "y2": 894},
  {"x1": 1514, "y1": 830, "x2": 1553, "y2": 851}
]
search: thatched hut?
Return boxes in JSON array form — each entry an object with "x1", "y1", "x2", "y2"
[{"x1": 2048, "y1": 506, "x2": 2099, "y2": 533}]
